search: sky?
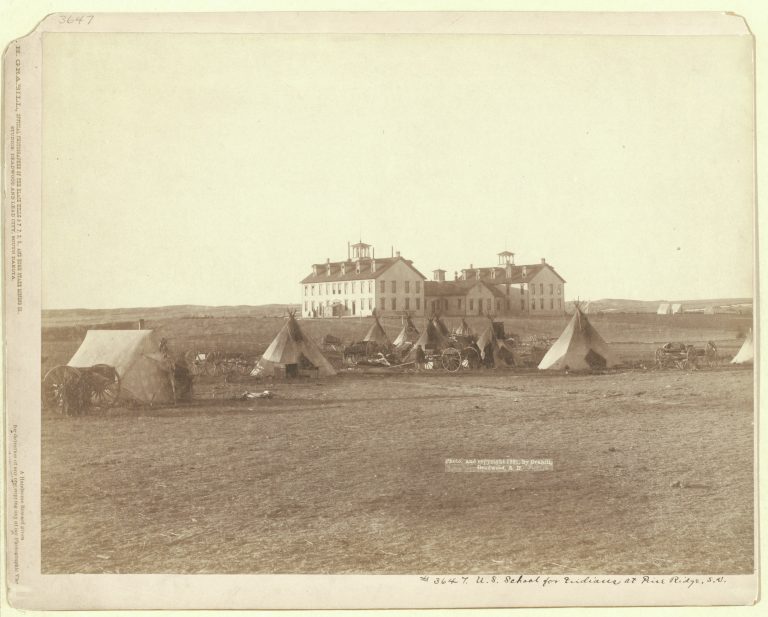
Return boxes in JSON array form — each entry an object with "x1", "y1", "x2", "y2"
[{"x1": 41, "y1": 32, "x2": 754, "y2": 309}]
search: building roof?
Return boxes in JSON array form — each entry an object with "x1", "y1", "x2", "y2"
[
  {"x1": 300, "y1": 256, "x2": 427, "y2": 284},
  {"x1": 462, "y1": 263, "x2": 567, "y2": 284},
  {"x1": 424, "y1": 280, "x2": 506, "y2": 298}
]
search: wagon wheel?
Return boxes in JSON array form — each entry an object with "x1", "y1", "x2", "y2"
[
  {"x1": 42, "y1": 365, "x2": 84, "y2": 415},
  {"x1": 461, "y1": 346, "x2": 481, "y2": 370},
  {"x1": 87, "y1": 364, "x2": 121, "y2": 408},
  {"x1": 442, "y1": 348, "x2": 462, "y2": 372}
]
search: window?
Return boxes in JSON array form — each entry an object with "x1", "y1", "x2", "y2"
[
  {"x1": 486, "y1": 299, "x2": 491, "y2": 313},
  {"x1": 368, "y1": 298, "x2": 372, "y2": 310},
  {"x1": 458, "y1": 299, "x2": 462, "y2": 310},
  {"x1": 540, "y1": 283, "x2": 544, "y2": 294},
  {"x1": 540, "y1": 298, "x2": 544, "y2": 309},
  {"x1": 549, "y1": 284, "x2": 554, "y2": 295},
  {"x1": 550, "y1": 298, "x2": 554, "y2": 309},
  {"x1": 304, "y1": 285, "x2": 308, "y2": 296},
  {"x1": 380, "y1": 298, "x2": 385, "y2": 310},
  {"x1": 405, "y1": 298, "x2": 410, "y2": 310},
  {"x1": 311, "y1": 285, "x2": 315, "y2": 296},
  {"x1": 521, "y1": 299, "x2": 525, "y2": 311},
  {"x1": 368, "y1": 281, "x2": 372, "y2": 293},
  {"x1": 380, "y1": 280, "x2": 386, "y2": 293},
  {"x1": 557, "y1": 285, "x2": 562, "y2": 296},
  {"x1": 344, "y1": 282, "x2": 348, "y2": 294},
  {"x1": 558, "y1": 298, "x2": 562, "y2": 308},
  {"x1": 531, "y1": 285, "x2": 535, "y2": 295},
  {"x1": 416, "y1": 298, "x2": 420, "y2": 310},
  {"x1": 469, "y1": 299, "x2": 474, "y2": 311},
  {"x1": 304, "y1": 301, "x2": 308, "y2": 311},
  {"x1": 391, "y1": 298, "x2": 397, "y2": 310},
  {"x1": 531, "y1": 300, "x2": 536, "y2": 310},
  {"x1": 415, "y1": 281, "x2": 421, "y2": 293},
  {"x1": 405, "y1": 281, "x2": 410, "y2": 293},
  {"x1": 444, "y1": 299, "x2": 449, "y2": 310},
  {"x1": 391, "y1": 281, "x2": 397, "y2": 293}
]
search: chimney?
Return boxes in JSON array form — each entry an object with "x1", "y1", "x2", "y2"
[
  {"x1": 506, "y1": 263, "x2": 513, "y2": 278},
  {"x1": 341, "y1": 262, "x2": 346, "y2": 275},
  {"x1": 371, "y1": 259, "x2": 376, "y2": 273},
  {"x1": 541, "y1": 258, "x2": 546, "y2": 264},
  {"x1": 312, "y1": 265, "x2": 318, "y2": 276},
  {"x1": 522, "y1": 266, "x2": 527, "y2": 278},
  {"x1": 326, "y1": 258, "x2": 331, "y2": 276}
]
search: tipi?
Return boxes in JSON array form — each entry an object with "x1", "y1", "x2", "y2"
[
  {"x1": 406, "y1": 318, "x2": 447, "y2": 360},
  {"x1": 362, "y1": 313, "x2": 390, "y2": 346},
  {"x1": 67, "y1": 329, "x2": 174, "y2": 403},
  {"x1": 476, "y1": 320, "x2": 516, "y2": 367},
  {"x1": 454, "y1": 318, "x2": 473, "y2": 337},
  {"x1": 393, "y1": 314, "x2": 420, "y2": 347},
  {"x1": 433, "y1": 315, "x2": 451, "y2": 338},
  {"x1": 252, "y1": 312, "x2": 337, "y2": 377},
  {"x1": 538, "y1": 307, "x2": 618, "y2": 371},
  {"x1": 731, "y1": 329, "x2": 754, "y2": 365}
]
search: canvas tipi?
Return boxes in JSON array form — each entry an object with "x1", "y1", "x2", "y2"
[
  {"x1": 454, "y1": 318, "x2": 473, "y2": 337},
  {"x1": 406, "y1": 318, "x2": 447, "y2": 360},
  {"x1": 67, "y1": 329, "x2": 174, "y2": 403},
  {"x1": 362, "y1": 313, "x2": 390, "y2": 346},
  {"x1": 393, "y1": 314, "x2": 420, "y2": 347},
  {"x1": 252, "y1": 313, "x2": 337, "y2": 377},
  {"x1": 432, "y1": 315, "x2": 451, "y2": 338},
  {"x1": 731, "y1": 329, "x2": 754, "y2": 365},
  {"x1": 538, "y1": 307, "x2": 618, "y2": 371}
]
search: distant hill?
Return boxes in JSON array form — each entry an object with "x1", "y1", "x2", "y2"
[
  {"x1": 567, "y1": 298, "x2": 753, "y2": 314},
  {"x1": 42, "y1": 304, "x2": 301, "y2": 327}
]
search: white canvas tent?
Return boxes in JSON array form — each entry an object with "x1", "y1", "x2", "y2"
[
  {"x1": 538, "y1": 307, "x2": 618, "y2": 371},
  {"x1": 67, "y1": 330, "x2": 174, "y2": 403},
  {"x1": 252, "y1": 313, "x2": 337, "y2": 377},
  {"x1": 671, "y1": 303, "x2": 682, "y2": 314},
  {"x1": 393, "y1": 315, "x2": 419, "y2": 347},
  {"x1": 731, "y1": 329, "x2": 754, "y2": 365},
  {"x1": 362, "y1": 314, "x2": 390, "y2": 346},
  {"x1": 657, "y1": 303, "x2": 671, "y2": 315}
]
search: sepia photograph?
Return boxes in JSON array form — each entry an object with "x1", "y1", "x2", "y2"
[{"x1": 3, "y1": 9, "x2": 759, "y2": 610}]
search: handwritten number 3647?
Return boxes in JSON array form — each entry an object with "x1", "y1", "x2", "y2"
[{"x1": 58, "y1": 15, "x2": 94, "y2": 25}]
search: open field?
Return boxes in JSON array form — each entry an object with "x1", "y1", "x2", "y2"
[
  {"x1": 42, "y1": 367, "x2": 753, "y2": 574},
  {"x1": 40, "y1": 307, "x2": 754, "y2": 574}
]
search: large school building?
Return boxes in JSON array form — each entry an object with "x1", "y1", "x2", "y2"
[{"x1": 300, "y1": 244, "x2": 566, "y2": 318}]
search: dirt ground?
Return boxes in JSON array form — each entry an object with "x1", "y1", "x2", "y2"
[{"x1": 41, "y1": 365, "x2": 754, "y2": 575}]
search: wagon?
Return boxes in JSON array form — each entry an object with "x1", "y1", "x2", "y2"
[
  {"x1": 42, "y1": 364, "x2": 121, "y2": 415},
  {"x1": 654, "y1": 342, "x2": 698, "y2": 369},
  {"x1": 184, "y1": 351, "x2": 253, "y2": 377}
]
